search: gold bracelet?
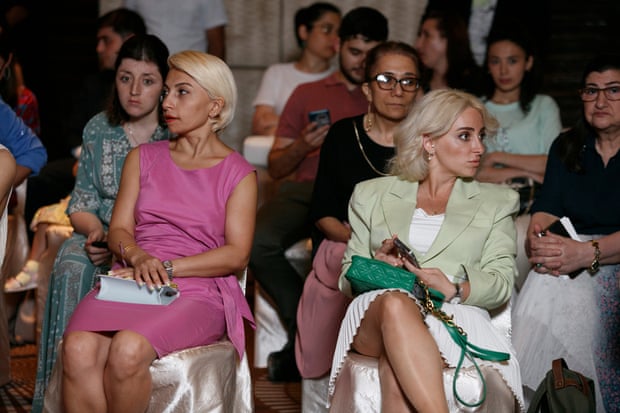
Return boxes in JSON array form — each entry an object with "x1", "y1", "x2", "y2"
[
  {"x1": 587, "y1": 240, "x2": 600, "y2": 275},
  {"x1": 122, "y1": 243, "x2": 138, "y2": 257}
]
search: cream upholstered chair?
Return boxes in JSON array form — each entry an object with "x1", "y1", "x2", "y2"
[
  {"x1": 328, "y1": 301, "x2": 519, "y2": 412},
  {"x1": 243, "y1": 135, "x2": 313, "y2": 368},
  {"x1": 43, "y1": 271, "x2": 253, "y2": 413}
]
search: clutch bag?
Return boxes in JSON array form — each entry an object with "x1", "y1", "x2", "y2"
[
  {"x1": 96, "y1": 274, "x2": 179, "y2": 306},
  {"x1": 345, "y1": 255, "x2": 444, "y2": 307}
]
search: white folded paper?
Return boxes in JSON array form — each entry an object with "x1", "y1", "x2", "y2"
[
  {"x1": 558, "y1": 216, "x2": 582, "y2": 241},
  {"x1": 96, "y1": 274, "x2": 179, "y2": 306}
]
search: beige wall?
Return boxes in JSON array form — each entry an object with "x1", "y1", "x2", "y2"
[{"x1": 99, "y1": 0, "x2": 428, "y2": 151}]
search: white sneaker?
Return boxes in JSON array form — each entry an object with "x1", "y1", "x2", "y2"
[{"x1": 4, "y1": 260, "x2": 39, "y2": 292}]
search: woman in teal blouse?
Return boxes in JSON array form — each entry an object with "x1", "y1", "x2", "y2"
[
  {"x1": 32, "y1": 35, "x2": 170, "y2": 412},
  {"x1": 476, "y1": 24, "x2": 562, "y2": 214}
]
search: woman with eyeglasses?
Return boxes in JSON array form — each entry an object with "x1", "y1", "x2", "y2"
[
  {"x1": 251, "y1": 2, "x2": 341, "y2": 136},
  {"x1": 295, "y1": 41, "x2": 423, "y2": 380},
  {"x1": 513, "y1": 54, "x2": 620, "y2": 413}
]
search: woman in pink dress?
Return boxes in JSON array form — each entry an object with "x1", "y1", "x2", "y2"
[{"x1": 60, "y1": 51, "x2": 257, "y2": 413}]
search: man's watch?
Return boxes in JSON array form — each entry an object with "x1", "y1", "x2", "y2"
[
  {"x1": 449, "y1": 283, "x2": 462, "y2": 304},
  {"x1": 587, "y1": 240, "x2": 600, "y2": 275},
  {"x1": 162, "y1": 260, "x2": 174, "y2": 279}
]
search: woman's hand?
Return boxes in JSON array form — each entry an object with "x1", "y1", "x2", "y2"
[
  {"x1": 374, "y1": 237, "x2": 405, "y2": 267},
  {"x1": 127, "y1": 250, "x2": 170, "y2": 289},
  {"x1": 404, "y1": 265, "x2": 456, "y2": 299},
  {"x1": 528, "y1": 231, "x2": 590, "y2": 275},
  {"x1": 375, "y1": 237, "x2": 463, "y2": 301},
  {"x1": 85, "y1": 230, "x2": 112, "y2": 266}
]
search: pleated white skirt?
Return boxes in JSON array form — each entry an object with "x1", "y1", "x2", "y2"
[{"x1": 328, "y1": 289, "x2": 524, "y2": 410}]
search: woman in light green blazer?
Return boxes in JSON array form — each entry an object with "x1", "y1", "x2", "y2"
[{"x1": 328, "y1": 89, "x2": 524, "y2": 412}]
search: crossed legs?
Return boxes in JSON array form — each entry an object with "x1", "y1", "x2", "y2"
[
  {"x1": 62, "y1": 330, "x2": 157, "y2": 413},
  {"x1": 352, "y1": 291, "x2": 449, "y2": 413}
]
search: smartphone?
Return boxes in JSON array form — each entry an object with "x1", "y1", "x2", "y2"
[
  {"x1": 91, "y1": 241, "x2": 108, "y2": 248},
  {"x1": 308, "y1": 109, "x2": 331, "y2": 127},
  {"x1": 393, "y1": 237, "x2": 420, "y2": 268},
  {"x1": 537, "y1": 220, "x2": 570, "y2": 238}
]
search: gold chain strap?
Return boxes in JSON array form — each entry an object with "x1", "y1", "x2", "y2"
[{"x1": 419, "y1": 281, "x2": 465, "y2": 336}]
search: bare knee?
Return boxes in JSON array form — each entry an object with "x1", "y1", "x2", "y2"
[
  {"x1": 62, "y1": 331, "x2": 100, "y2": 377},
  {"x1": 378, "y1": 292, "x2": 423, "y2": 325},
  {"x1": 107, "y1": 331, "x2": 155, "y2": 380}
]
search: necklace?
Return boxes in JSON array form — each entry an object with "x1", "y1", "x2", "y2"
[
  {"x1": 125, "y1": 123, "x2": 138, "y2": 147},
  {"x1": 353, "y1": 120, "x2": 389, "y2": 177}
]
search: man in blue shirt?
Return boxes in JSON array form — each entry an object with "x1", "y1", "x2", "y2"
[{"x1": 0, "y1": 97, "x2": 46, "y2": 186}]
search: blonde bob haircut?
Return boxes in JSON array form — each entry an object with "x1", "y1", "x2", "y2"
[
  {"x1": 167, "y1": 51, "x2": 237, "y2": 133},
  {"x1": 390, "y1": 89, "x2": 498, "y2": 182}
]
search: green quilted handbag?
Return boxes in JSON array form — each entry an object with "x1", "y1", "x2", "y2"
[{"x1": 345, "y1": 255, "x2": 444, "y2": 306}]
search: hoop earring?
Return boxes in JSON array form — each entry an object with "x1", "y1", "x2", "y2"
[{"x1": 364, "y1": 103, "x2": 373, "y2": 132}]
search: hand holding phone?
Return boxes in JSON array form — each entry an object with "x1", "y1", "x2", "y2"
[
  {"x1": 393, "y1": 237, "x2": 420, "y2": 268},
  {"x1": 91, "y1": 241, "x2": 108, "y2": 248},
  {"x1": 537, "y1": 220, "x2": 570, "y2": 238},
  {"x1": 308, "y1": 109, "x2": 331, "y2": 128}
]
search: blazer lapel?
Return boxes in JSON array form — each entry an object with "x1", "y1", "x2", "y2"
[
  {"x1": 381, "y1": 178, "x2": 418, "y2": 239},
  {"x1": 423, "y1": 179, "x2": 482, "y2": 261}
]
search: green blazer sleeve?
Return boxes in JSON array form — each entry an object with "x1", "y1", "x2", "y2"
[{"x1": 339, "y1": 176, "x2": 519, "y2": 310}]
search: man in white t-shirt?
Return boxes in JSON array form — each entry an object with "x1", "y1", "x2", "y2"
[{"x1": 123, "y1": 0, "x2": 227, "y2": 58}]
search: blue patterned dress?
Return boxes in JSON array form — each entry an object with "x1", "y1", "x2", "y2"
[{"x1": 31, "y1": 112, "x2": 169, "y2": 411}]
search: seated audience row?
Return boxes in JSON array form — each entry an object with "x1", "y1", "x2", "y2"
[{"x1": 249, "y1": 6, "x2": 388, "y2": 382}]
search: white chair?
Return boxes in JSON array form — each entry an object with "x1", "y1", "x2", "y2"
[
  {"x1": 329, "y1": 301, "x2": 519, "y2": 412},
  {"x1": 302, "y1": 376, "x2": 330, "y2": 413},
  {"x1": 43, "y1": 271, "x2": 253, "y2": 413}
]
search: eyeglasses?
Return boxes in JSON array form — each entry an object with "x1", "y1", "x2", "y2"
[
  {"x1": 579, "y1": 86, "x2": 620, "y2": 102},
  {"x1": 371, "y1": 73, "x2": 420, "y2": 92}
]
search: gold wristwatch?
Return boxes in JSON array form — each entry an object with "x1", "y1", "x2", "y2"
[{"x1": 587, "y1": 240, "x2": 600, "y2": 275}]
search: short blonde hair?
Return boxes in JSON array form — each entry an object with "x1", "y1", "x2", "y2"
[
  {"x1": 168, "y1": 51, "x2": 237, "y2": 133},
  {"x1": 390, "y1": 89, "x2": 498, "y2": 181}
]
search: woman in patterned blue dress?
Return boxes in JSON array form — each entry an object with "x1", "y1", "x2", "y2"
[{"x1": 32, "y1": 35, "x2": 170, "y2": 411}]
